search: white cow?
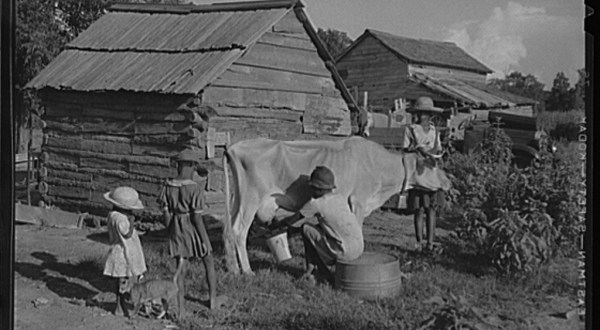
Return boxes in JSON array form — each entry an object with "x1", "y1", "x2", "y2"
[{"x1": 222, "y1": 137, "x2": 432, "y2": 274}]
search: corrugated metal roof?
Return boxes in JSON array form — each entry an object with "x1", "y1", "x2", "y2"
[
  {"x1": 357, "y1": 29, "x2": 493, "y2": 74},
  {"x1": 25, "y1": 5, "x2": 291, "y2": 94},
  {"x1": 26, "y1": 49, "x2": 243, "y2": 94},
  {"x1": 411, "y1": 73, "x2": 535, "y2": 108},
  {"x1": 69, "y1": 10, "x2": 288, "y2": 52}
]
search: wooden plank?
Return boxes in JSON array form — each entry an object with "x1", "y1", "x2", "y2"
[
  {"x1": 258, "y1": 31, "x2": 316, "y2": 51},
  {"x1": 303, "y1": 95, "x2": 351, "y2": 136},
  {"x1": 81, "y1": 138, "x2": 132, "y2": 155},
  {"x1": 131, "y1": 143, "x2": 183, "y2": 158},
  {"x1": 212, "y1": 64, "x2": 337, "y2": 96},
  {"x1": 132, "y1": 134, "x2": 193, "y2": 145},
  {"x1": 44, "y1": 103, "x2": 83, "y2": 118},
  {"x1": 45, "y1": 161, "x2": 78, "y2": 171},
  {"x1": 44, "y1": 146, "x2": 170, "y2": 166},
  {"x1": 47, "y1": 184, "x2": 91, "y2": 200},
  {"x1": 235, "y1": 42, "x2": 330, "y2": 77},
  {"x1": 133, "y1": 122, "x2": 194, "y2": 135},
  {"x1": 202, "y1": 86, "x2": 308, "y2": 112},
  {"x1": 209, "y1": 105, "x2": 302, "y2": 122},
  {"x1": 80, "y1": 156, "x2": 127, "y2": 171},
  {"x1": 44, "y1": 150, "x2": 79, "y2": 165},
  {"x1": 47, "y1": 168, "x2": 92, "y2": 182},
  {"x1": 43, "y1": 195, "x2": 109, "y2": 215},
  {"x1": 46, "y1": 135, "x2": 82, "y2": 150},
  {"x1": 207, "y1": 170, "x2": 224, "y2": 192},
  {"x1": 271, "y1": 10, "x2": 307, "y2": 35},
  {"x1": 41, "y1": 89, "x2": 189, "y2": 110},
  {"x1": 128, "y1": 163, "x2": 177, "y2": 179},
  {"x1": 45, "y1": 119, "x2": 135, "y2": 135}
]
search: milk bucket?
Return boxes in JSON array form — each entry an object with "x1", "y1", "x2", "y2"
[{"x1": 266, "y1": 232, "x2": 292, "y2": 262}]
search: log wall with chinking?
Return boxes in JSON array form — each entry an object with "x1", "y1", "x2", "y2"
[{"x1": 38, "y1": 89, "x2": 208, "y2": 217}]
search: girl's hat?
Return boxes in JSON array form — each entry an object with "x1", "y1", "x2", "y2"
[
  {"x1": 104, "y1": 186, "x2": 144, "y2": 210},
  {"x1": 174, "y1": 149, "x2": 201, "y2": 163},
  {"x1": 308, "y1": 166, "x2": 336, "y2": 190},
  {"x1": 407, "y1": 96, "x2": 444, "y2": 114}
]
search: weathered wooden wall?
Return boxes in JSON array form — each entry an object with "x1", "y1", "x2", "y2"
[
  {"x1": 196, "y1": 11, "x2": 352, "y2": 216},
  {"x1": 336, "y1": 35, "x2": 408, "y2": 111},
  {"x1": 336, "y1": 35, "x2": 487, "y2": 110},
  {"x1": 38, "y1": 89, "x2": 209, "y2": 217}
]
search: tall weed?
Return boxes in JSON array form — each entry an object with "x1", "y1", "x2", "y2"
[{"x1": 443, "y1": 125, "x2": 582, "y2": 274}]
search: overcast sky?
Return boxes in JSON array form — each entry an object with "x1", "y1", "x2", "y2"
[{"x1": 192, "y1": 0, "x2": 586, "y2": 90}]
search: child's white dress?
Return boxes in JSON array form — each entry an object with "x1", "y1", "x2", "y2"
[{"x1": 103, "y1": 211, "x2": 147, "y2": 278}]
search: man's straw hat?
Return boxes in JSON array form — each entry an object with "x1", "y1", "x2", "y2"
[{"x1": 407, "y1": 96, "x2": 444, "y2": 114}]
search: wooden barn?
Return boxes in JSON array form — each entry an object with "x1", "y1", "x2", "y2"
[
  {"x1": 25, "y1": 0, "x2": 359, "y2": 219},
  {"x1": 335, "y1": 29, "x2": 537, "y2": 114}
]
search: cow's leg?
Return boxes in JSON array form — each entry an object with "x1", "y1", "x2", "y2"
[
  {"x1": 222, "y1": 214, "x2": 240, "y2": 274},
  {"x1": 234, "y1": 213, "x2": 255, "y2": 274}
]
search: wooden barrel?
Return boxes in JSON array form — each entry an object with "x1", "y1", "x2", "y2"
[{"x1": 334, "y1": 252, "x2": 402, "y2": 299}]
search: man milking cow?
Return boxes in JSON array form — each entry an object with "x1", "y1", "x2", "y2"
[{"x1": 257, "y1": 166, "x2": 364, "y2": 284}]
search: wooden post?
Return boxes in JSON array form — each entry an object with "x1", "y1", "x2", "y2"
[
  {"x1": 363, "y1": 91, "x2": 368, "y2": 113},
  {"x1": 26, "y1": 114, "x2": 33, "y2": 206}
]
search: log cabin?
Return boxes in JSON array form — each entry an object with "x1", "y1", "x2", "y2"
[{"x1": 25, "y1": 0, "x2": 360, "y2": 220}]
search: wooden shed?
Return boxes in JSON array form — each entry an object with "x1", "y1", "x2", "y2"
[
  {"x1": 25, "y1": 0, "x2": 358, "y2": 219},
  {"x1": 336, "y1": 29, "x2": 536, "y2": 113}
]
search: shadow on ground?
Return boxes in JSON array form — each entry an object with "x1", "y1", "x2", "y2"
[{"x1": 14, "y1": 251, "x2": 118, "y2": 312}]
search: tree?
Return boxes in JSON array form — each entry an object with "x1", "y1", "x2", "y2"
[
  {"x1": 316, "y1": 28, "x2": 353, "y2": 59},
  {"x1": 488, "y1": 71, "x2": 546, "y2": 102},
  {"x1": 571, "y1": 68, "x2": 586, "y2": 110},
  {"x1": 545, "y1": 72, "x2": 574, "y2": 111}
]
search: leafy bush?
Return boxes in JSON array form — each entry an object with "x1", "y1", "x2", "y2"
[
  {"x1": 536, "y1": 109, "x2": 584, "y2": 141},
  {"x1": 443, "y1": 125, "x2": 582, "y2": 274}
]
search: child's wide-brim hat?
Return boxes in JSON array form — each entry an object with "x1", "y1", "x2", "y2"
[
  {"x1": 174, "y1": 149, "x2": 201, "y2": 163},
  {"x1": 104, "y1": 186, "x2": 144, "y2": 210},
  {"x1": 407, "y1": 96, "x2": 444, "y2": 114}
]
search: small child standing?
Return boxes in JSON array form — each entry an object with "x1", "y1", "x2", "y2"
[
  {"x1": 158, "y1": 148, "x2": 225, "y2": 312},
  {"x1": 103, "y1": 186, "x2": 147, "y2": 316}
]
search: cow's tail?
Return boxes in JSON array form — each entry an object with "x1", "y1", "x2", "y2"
[{"x1": 222, "y1": 150, "x2": 240, "y2": 273}]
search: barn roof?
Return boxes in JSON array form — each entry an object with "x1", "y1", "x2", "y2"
[
  {"x1": 25, "y1": 0, "x2": 355, "y2": 104},
  {"x1": 337, "y1": 29, "x2": 493, "y2": 74},
  {"x1": 411, "y1": 73, "x2": 537, "y2": 108}
]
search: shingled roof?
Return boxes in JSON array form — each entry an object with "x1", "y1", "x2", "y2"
[
  {"x1": 25, "y1": 0, "x2": 351, "y2": 98},
  {"x1": 338, "y1": 29, "x2": 493, "y2": 74}
]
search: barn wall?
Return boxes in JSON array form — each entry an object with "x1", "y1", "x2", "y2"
[
  {"x1": 336, "y1": 35, "x2": 409, "y2": 111},
  {"x1": 37, "y1": 89, "x2": 216, "y2": 217},
  {"x1": 197, "y1": 11, "x2": 352, "y2": 215},
  {"x1": 202, "y1": 11, "x2": 351, "y2": 139}
]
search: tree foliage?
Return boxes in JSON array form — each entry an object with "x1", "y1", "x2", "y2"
[
  {"x1": 488, "y1": 72, "x2": 546, "y2": 104},
  {"x1": 571, "y1": 69, "x2": 586, "y2": 111},
  {"x1": 544, "y1": 72, "x2": 573, "y2": 111},
  {"x1": 316, "y1": 28, "x2": 353, "y2": 59}
]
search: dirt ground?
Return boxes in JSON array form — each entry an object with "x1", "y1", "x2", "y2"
[
  {"x1": 13, "y1": 210, "x2": 421, "y2": 330},
  {"x1": 13, "y1": 210, "x2": 580, "y2": 330}
]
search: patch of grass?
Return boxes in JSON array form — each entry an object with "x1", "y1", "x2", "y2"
[{"x1": 131, "y1": 232, "x2": 579, "y2": 330}]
